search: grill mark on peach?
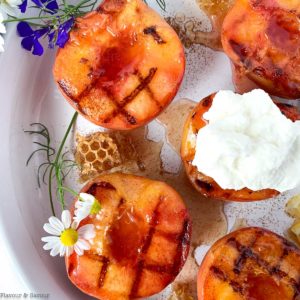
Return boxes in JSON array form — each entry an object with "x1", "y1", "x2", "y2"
[
  {"x1": 229, "y1": 39, "x2": 248, "y2": 62},
  {"x1": 122, "y1": 110, "x2": 137, "y2": 125},
  {"x1": 210, "y1": 266, "x2": 244, "y2": 295},
  {"x1": 130, "y1": 196, "x2": 163, "y2": 296},
  {"x1": 117, "y1": 197, "x2": 125, "y2": 208},
  {"x1": 172, "y1": 218, "x2": 191, "y2": 274},
  {"x1": 75, "y1": 177, "x2": 191, "y2": 297},
  {"x1": 229, "y1": 235, "x2": 261, "y2": 274},
  {"x1": 143, "y1": 26, "x2": 166, "y2": 44},
  {"x1": 135, "y1": 70, "x2": 162, "y2": 109},
  {"x1": 84, "y1": 253, "x2": 111, "y2": 288},
  {"x1": 270, "y1": 239, "x2": 294, "y2": 280},
  {"x1": 98, "y1": 256, "x2": 110, "y2": 288},
  {"x1": 85, "y1": 253, "x2": 109, "y2": 262},
  {"x1": 144, "y1": 264, "x2": 174, "y2": 274},
  {"x1": 120, "y1": 67, "x2": 157, "y2": 106},
  {"x1": 226, "y1": 234, "x2": 300, "y2": 297},
  {"x1": 98, "y1": 85, "x2": 137, "y2": 125},
  {"x1": 103, "y1": 67, "x2": 158, "y2": 124},
  {"x1": 58, "y1": 80, "x2": 74, "y2": 98},
  {"x1": 87, "y1": 181, "x2": 116, "y2": 195},
  {"x1": 71, "y1": 67, "x2": 106, "y2": 103}
]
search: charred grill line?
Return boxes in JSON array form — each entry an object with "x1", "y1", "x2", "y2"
[
  {"x1": 84, "y1": 253, "x2": 111, "y2": 288},
  {"x1": 210, "y1": 266, "x2": 244, "y2": 295},
  {"x1": 85, "y1": 197, "x2": 127, "y2": 289},
  {"x1": 144, "y1": 264, "x2": 174, "y2": 274},
  {"x1": 103, "y1": 67, "x2": 158, "y2": 125},
  {"x1": 122, "y1": 110, "x2": 137, "y2": 125},
  {"x1": 210, "y1": 265, "x2": 226, "y2": 281},
  {"x1": 120, "y1": 68, "x2": 158, "y2": 106},
  {"x1": 270, "y1": 239, "x2": 292, "y2": 278},
  {"x1": 228, "y1": 39, "x2": 248, "y2": 63},
  {"x1": 172, "y1": 218, "x2": 191, "y2": 274},
  {"x1": 130, "y1": 196, "x2": 164, "y2": 297},
  {"x1": 227, "y1": 233, "x2": 262, "y2": 274},
  {"x1": 98, "y1": 85, "x2": 137, "y2": 125},
  {"x1": 143, "y1": 26, "x2": 166, "y2": 44},
  {"x1": 233, "y1": 245, "x2": 256, "y2": 274},
  {"x1": 227, "y1": 235, "x2": 300, "y2": 297},
  {"x1": 98, "y1": 256, "x2": 110, "y2": 288},
  {"x1": 117, "y1": 197, "x2": 125, "y2": 208},
  {"x1": 135, "y1": 70, "x2": 162, "y2": 109},
  {"x1": 73, "y1": 65, "x2": 108, "y2": 103},
  {"x1": 58, "y1": 80, "x2": 74, "y2": 98},
  {"x1": 87, "y1": 181, "x2": 116, "y2": 195},
  {"x1": 293, "y1": 282, "x2": 300, "y2": 299},
  {"x1": 130, "y1": 260, "x2": 145, "y2": 297},
  {"x1": 85, "y1": 253, "x2": 109, "y2": 262}
]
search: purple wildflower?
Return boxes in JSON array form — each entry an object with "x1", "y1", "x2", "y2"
[
  {"x1": 19, "y1": 0, "x2": 58, "y2": 14},
  {"x1": 17, "y1": 22, "x2": 49, "y2": 56},
  {"x1": 56, "y1": 18, "x2": 74, "y2": 48},
  {"x1": 18, "y1": 0, "x2": 27, "y2": 13}
]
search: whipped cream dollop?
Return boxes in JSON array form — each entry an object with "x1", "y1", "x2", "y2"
[{"x1": 192, "y1": 89, "x2": 300, "y2": 192}]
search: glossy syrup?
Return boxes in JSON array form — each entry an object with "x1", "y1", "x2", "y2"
[
  {"x1": 166, "y1": 0, "x2": 234, "y2": 51},
  {"x1": 246, "y1": 274, "x2": 289, "y2": 300},
  {"x1": 108, "y1": 206, "x2": 147, "y2": 265},
  {"x1": 75, "y1": 99, "x2": 227, "y2": 299}
]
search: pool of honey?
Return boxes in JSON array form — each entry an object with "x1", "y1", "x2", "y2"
[
  {"x1": 166, "y1": 0, "x2": 234, "y2": 51},
  {"x1": 75, "y1": 99, "x2": 227, "y2": 299}
]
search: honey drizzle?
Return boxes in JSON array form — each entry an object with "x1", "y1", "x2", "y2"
[
  {"x1": 166, "y1": 0, "x2": 234, "y2": 51},
  {"x1": 75, "y1": 99, "x2": 227, "y2": 299}
]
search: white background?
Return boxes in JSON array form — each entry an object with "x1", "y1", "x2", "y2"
[{"x1": 0, "y1": 235, "x2": 26, "y2": 294}]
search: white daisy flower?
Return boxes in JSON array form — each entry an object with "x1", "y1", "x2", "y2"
[
  {"x1": 0, "y1": 0, "x2": 22, "y2": 17},
  {"x1": 74, "y1": 193, "x2": 101, "y2": 223},
  {"x1": 42, "y1": 210, "x2": 96, "y2": 257}
]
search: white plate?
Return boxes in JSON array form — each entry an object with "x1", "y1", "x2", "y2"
[{"x1": 0, "y1": 0, "x2": 299, "y2": 299}]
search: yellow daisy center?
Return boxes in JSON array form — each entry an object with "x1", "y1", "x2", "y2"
[
  {"x1": 60, "y1": 228, "x2": 78, "y2": 246},
  {"x1": 90, "y1": 200, "x2": 101, "y2": 215}
]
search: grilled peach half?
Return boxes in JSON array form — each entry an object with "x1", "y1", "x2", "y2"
[
  {"x1": 66, "y1": 173, "x2": 191, "y2": 299},
  {"x1": 222, "y1": 0, "x2": 300, "y2": 99},
  {"x1": 197, "y1": 227, "x2": 300, "y2": 300},
  {"x1": 53, "y1": 0, "x2": 185, "y2": 130},
  {"x1": 181, "y1": 93, "x2": 300, "y2": 201}
]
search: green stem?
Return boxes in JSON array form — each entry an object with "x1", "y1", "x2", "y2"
[
  {"x1": 91, "y1": 0, "x2": 98, "y2": 11},
  {"x1": 73, "y1": 0, "x2": 94, "y2": 11},
  {"x1": 55, "y1": 112, "x2": 78, "y2": 168},
  {"x1": 59, "y1": 186, "x2": 79, "y2": 197},
  {"x1": 27, "y1": 21, "x2": 45, "y2": 26},
  {"x1": 48, "y1": 167, "x2": 56, "y2": 216},
  {"x1": 3, "y1": 15, "x2": 63, "y2": 23},
  {"x1": 48, "y1": 112, "x2": 78, "y2": 216}
]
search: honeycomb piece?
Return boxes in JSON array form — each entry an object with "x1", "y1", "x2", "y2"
[
  {"x1": 286, "y1": 194, "x2": 300, "y2": 219},
  {"x1": 169, "y1": 283, "x2": 194, "y2": 300},
  {"x1": 75, "y1": 132, "x2": 122, "y2": 182}
]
